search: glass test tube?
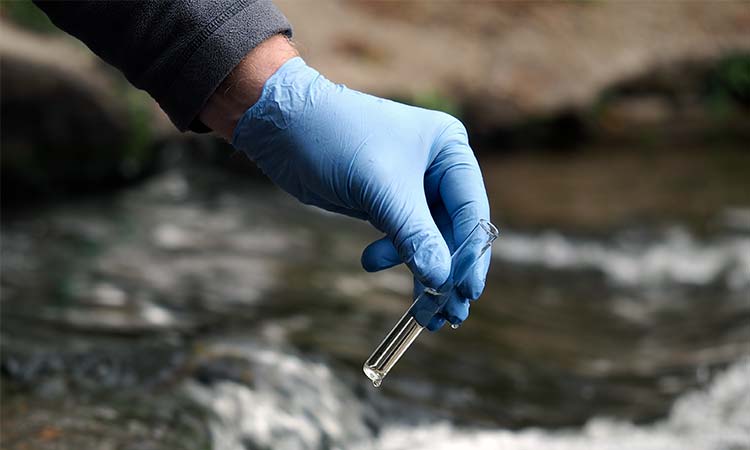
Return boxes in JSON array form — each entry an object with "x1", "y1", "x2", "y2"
[{"x1": 363, "y1": 219, "x2": 499, "y2": 387}]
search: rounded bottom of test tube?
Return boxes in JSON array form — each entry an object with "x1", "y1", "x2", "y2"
[
  {"x1": 451, "y1": 323, "x2": 460, "y2": 329},
  {"x1": 363, "y1": 365, "x2": 385, "y2": 388}
]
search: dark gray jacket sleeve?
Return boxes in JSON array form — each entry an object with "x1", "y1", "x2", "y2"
[{"x1": 34, "y1": 0, "x2": 292, "y2": 132}]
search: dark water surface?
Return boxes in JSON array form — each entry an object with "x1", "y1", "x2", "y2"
[{"x1": 2, "y1": 163, "x2": 749, "y2": 449}]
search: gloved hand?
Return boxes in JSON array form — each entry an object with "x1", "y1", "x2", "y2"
[{"x1": 232, "y1": 57, "x2": 491, "y2": 330}]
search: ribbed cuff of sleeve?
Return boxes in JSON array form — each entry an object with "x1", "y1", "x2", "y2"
[{"x1": 162, "y1": 0, "x2": 292, "y2": 132}]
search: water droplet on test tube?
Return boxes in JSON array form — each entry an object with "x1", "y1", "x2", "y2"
[
  {"x1": 451, "y1": 323, "x2": 460, "y2": 329},
  {"x1": 372, "y1": 379, "x2": 381, "y2": 388}
]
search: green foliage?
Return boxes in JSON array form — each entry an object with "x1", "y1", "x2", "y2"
[
  {"x1": 394, "y1": 90, "x2": 462, "y2": 118},
  {"x1": 706, "y1": 53, "x2": 750, "y2": 114},
  {"x1": 123, "y1": 89, "x2": 155, "y2": 176},
  {"x1": 412, "y1": 91, "x2": 461, "y2": 117},
  {"x1": 1, "y1": 0, "x2": 58, "y2": 33}
]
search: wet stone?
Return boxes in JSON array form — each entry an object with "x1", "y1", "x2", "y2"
[{"x1": 193, "y1": 355, "x2": 255, "y2": 387}]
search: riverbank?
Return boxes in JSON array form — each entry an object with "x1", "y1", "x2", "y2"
[{"x1": 2, "y1": 2, "x2": 749, "y2": 213}]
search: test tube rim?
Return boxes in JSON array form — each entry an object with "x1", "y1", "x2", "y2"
[{"x1": 478, "y1": 219, "x2": 500, "y2": 241}]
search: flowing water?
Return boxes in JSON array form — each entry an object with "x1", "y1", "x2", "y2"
[{"x1": 2, "y1": 162, "x2": 749, "y2": 449}]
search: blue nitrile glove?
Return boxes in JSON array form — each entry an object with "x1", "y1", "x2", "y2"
[{"x1": 232, "y1": 57, "x2": 491, "y2": 330}]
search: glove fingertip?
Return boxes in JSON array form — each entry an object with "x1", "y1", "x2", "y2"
[
  {"x1": 445, "y1": 315, "x2": 464, "y2": 326},
  {"x1": 426, "y1": 316, "x2": 446, "y2": 332},
  {"x1": 458, "y1": 277, "x2": 486, "y2": 301},
  {"x1": 457, "y1": 252, "x2": 491, "y2": 300},
  {"x1": 443, "y1": 296, "x2": 470, "y2": 324}
]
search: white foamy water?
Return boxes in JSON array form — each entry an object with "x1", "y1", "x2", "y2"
[
  {"x1": 493, "y1": 227, "x2": 750, "y2": 290},
  {"x1": 186, "y1": 340, "x2": 373, "y2": 450},
  {"x1": 189, "y1": 343, "x2": 749, "y2": 450},
  {"x1": 367, "y1": 358, "x2": 750, "y2": 450}
]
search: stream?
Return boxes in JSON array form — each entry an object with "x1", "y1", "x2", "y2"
[{"x1": 2, "y1": 161, "x2": 749, "y2": 449}]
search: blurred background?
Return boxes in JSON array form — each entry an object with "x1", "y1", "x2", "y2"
[{"x1": 1, "y1": 1, "x2": 749, "y2": 449}]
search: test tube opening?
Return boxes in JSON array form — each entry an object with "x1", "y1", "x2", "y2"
[{"x1": 479, "y1": 219, "x2": 500, "y2": 242}]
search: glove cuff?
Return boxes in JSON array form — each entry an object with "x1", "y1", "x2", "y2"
[{"x1": 231, "y1": 56, "x2": 320, "y2": 148}]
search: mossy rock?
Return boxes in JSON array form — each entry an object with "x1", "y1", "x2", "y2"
[{"x1": 0, "y1": 23, "x2": 163, "y2": 205}]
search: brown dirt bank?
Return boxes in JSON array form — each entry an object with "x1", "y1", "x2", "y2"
[{"x1": 280, "y1": 0, "x2": 750, "y2": 130}]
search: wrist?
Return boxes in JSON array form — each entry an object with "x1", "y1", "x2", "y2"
[
  {"x1": 231, "y1": 57, "x2": 325, "y2": 150},
  {"x1": 199, "y1": 34, "x2": 298, "y2": 140}
]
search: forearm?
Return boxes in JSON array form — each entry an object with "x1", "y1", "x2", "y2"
[
  {"x1": 199, "y1": 34, "x2": 298, "y2": 140},
  {"x1": 34, "y1": 0, "x2": 292, "y2": 132}
]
